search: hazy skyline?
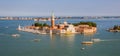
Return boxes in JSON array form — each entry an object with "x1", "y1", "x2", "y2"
[{"x1": 0, "y1": 0, "x2": 120, "y2": 16}]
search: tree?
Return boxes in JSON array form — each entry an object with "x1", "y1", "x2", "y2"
[
  {"x1": 73, "y1": 21, "x2": 97, "y2": 27},
  {"x1": 113, "y1": 25, "x2": 120, "y2": 30},
  {"x1": 43, "y1": 23, "x2": 49, "y2": 26},
  {"x1": 34, "y1": 22, "x2": 49, "y2": 27}
]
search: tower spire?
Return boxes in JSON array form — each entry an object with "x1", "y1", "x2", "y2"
[{"x1": 51, "y1": 12, "x2": 55, "y2": 20}]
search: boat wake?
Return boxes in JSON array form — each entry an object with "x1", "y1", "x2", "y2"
[
  {"x1": 0, "y1": 33, "x2": 10, "y2": 36},
  {"x1": 92, "y1": 38, "x2": 120, "y2": 42},
  {"x1": 100, "y1": 39, "x2": 120, "y2": 42},
  {"x1": 0, "y1": 33, "x2": 20, "y2": 38}
]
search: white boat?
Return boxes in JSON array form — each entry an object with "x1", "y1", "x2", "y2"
[
  {"x1": 91, "y1": 38, "x2": 100, "y2": 42},
  {"x1": 81, "y1": 41, "x2": 93, "y2": 44},
  {"x1": 33, "y1": 39, "x2": 41, "y2": 42},
  {"x1": 12, "y1": 34, "x2": 20, "y2": 37}
]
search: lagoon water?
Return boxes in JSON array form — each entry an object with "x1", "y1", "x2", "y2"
[{"x1": 0, "y1": 19, "x2": 120, "y2": 56}]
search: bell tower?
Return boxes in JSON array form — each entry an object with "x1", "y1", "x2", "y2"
[{"x1": 51, "y1": 12, "x2": 55, "y2": 29}]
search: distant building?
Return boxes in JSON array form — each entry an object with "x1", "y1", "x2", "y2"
[{"x1": 75, "y1": 25, "x2": 97, "y2": 33}]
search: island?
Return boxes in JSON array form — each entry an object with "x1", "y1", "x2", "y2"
[
  {"x1": 18, "y1": 13, "x2": 97, "y2": 34},
  {"x1": 107, "y1": 25, "x2": 120, "y2": 32}
]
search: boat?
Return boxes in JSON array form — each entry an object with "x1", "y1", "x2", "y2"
[
  {"x1": 81, "y1": 41, "x2": 93, "y2": 44},
  {"x1": 91, "y1": 38, "x2": 100, "y2": 42},
  {"x1": 81, "y1": 48, "x2": 85, "y2": 50},
  {"x1": 33, "y1": 39, "x2": 41, "y2": 42},
  {"x1": 12, "y1": 34, "x2": 20, "y2": 37}
]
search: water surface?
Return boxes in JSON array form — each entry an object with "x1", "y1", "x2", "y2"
[{"x1": 0, "y1": 19, "x2": 120, "y2": 56}]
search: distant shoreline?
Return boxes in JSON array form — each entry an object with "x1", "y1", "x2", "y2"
[{"x1": 0, "y1": 16, "x2": 120, "y2": 20}]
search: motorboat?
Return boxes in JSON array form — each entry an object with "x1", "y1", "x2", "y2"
[
  {"x1": 91, "y1": 38, "x2": 100, "y2": 42},
  {"x1": 12, "y1": 34, "x2": 20, "y2": 37},
  {"x1": 33, "y1": 39, "x2": 41, "y2": 42},
  {"x1": 81, "y1": 41, "x2": 93, "y2": 44}
]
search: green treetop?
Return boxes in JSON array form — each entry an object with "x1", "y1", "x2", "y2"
[
  {"x1": 73, "y1": 21, "x2": 97, "y2": 27},
  {"x1": 34, "y1": 22, "x2": 49, "y2": 27}
]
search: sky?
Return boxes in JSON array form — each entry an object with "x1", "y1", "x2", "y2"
[{"x1": 0, "y1": 0, "x2": 120, "y2": 16}]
